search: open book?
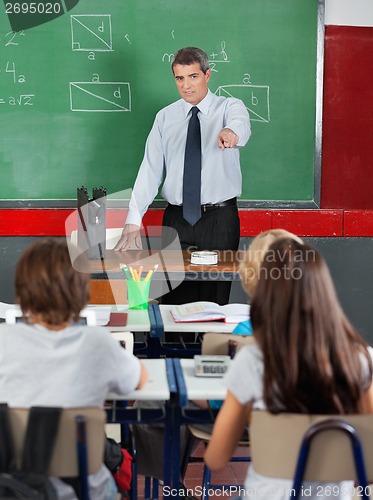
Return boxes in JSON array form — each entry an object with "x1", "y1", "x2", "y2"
[{"x1": 171, "y1": 302, "x2": 250, "y2": 324}]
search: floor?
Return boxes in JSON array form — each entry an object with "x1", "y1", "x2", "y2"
[{"x1": 136, "y1": 441, "x2": 250, "y2": 499}]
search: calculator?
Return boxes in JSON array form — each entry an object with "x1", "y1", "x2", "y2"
[{"x1": 194, "y1": 355, "x2": 231, "y2": 377}]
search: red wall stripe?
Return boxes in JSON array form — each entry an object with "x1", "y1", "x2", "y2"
[
  {"x1": 1, "y1": 209, "x2": 372, "y2": 237},
  {"x1": 272, "y1": 210, "x2": 344, "y2": 237},
  {"x1": 344, "y1": 210, "x2": 373, "y2": 237},
  {"x1": 238, "y1": 210, "x2": 272, "y2": 237}
]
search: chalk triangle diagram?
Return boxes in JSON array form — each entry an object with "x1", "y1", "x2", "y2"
[
  {"x1": 70, "y1": 83, "x2": 130, "y2": 112},
  {"x1": 71, "y1": 15, "x2": 112, "y2": 51},
  {"x1": 215, "y1": 86, "x2": 269, "y2": 123}
]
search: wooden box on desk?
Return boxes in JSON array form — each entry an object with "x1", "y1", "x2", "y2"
[{"x1": 89, "y1": 279, "x2": 127, "y2": 304}]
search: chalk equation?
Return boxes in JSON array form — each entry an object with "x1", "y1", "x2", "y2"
[
  {"x1": 69, "y1": 82, "x2": 131, "y2": 112},
  {"x1": 0, "y1": 94, "x2": 34, "y2": 106},
  {"x1": 0, "y1": 61, "x2": 26, "y2": 84},
  {"x1": 2, "y1": 30, "x2": 26, "y2": 47},
  {"x1": 162, "y1": 41, "x2": 230, "y2": 72}
]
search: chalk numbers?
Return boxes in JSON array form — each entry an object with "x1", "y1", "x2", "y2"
[
  {"x1": 5, "y1": 30, "x2": 25, "y2": 47},
  {"x1": 5, "y1": 3, "x2": 61, "y2": 14}
]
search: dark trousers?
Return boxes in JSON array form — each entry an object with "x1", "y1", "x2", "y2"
[{"x1": 161, "y1": 203, "x2": 240, "y2": 306}]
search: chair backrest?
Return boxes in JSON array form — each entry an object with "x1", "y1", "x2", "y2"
[
  {"x1": 110, "y1": 331, "x2": 134, "y2": 354},
  {"x1": 201, "y1": 332, "x2": 255, "y2": 355},
  {"x1": 251, "y1": 410, "x2": 373, "y2": 482},
  {"x1": 70, "y1": 228, "x2": 136, "y2": 250},
  {"x1": 9, "y1": 407, "x2": 106, "y2": 477}
]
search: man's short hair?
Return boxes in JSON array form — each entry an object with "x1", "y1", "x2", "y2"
[{"x1": 172, "y1": 47, "x2": 210, "y2": 74}]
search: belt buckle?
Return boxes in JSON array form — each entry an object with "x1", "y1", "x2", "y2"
[{"x1": 202, "y1": 203, "x2": 212, "y2": 212}]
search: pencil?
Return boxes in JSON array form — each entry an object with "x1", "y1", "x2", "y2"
[
  {"x1": 145, "y1": 263, "x2": 159, "y2": 281},
  {"x1": 144, "y1": 270, "x2": 153, "y2": 281},
  {"x1": 120, "y1": 264, "x2": 132, "y2": 281},
  {"x1": 129, "y1": 266, "x2": 136, "y2": 281}
]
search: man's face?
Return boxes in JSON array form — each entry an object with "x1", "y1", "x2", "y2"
[{"x1": 173, "y1": 63, "x2": 211, "y2": 106}]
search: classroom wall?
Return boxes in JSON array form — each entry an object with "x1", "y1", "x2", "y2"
[
  {"x1": 1, "y1": 1, "x2": 373, "y2": 339},
  {"x1": 325, "y1": 0, "x2": 373, "y2": 27},
  {"x1": 322, "y1": 0, "x2": 373, "y2": 209}
]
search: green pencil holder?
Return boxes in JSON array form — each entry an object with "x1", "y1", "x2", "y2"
[{"x1": 127, "y1": 279, "x2": 151, "y2": 310}]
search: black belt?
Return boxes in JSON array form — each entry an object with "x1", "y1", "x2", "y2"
[
  {"x1": 168, "y1": 197, "x2": 237, "y2": 212},
  {"x1": 201, "y1": 197, "x2": 237, "y2": 212}
]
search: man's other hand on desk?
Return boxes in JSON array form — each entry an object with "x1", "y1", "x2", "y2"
[{"x1": 114, "y1": 224, "x2": 143, "y2": 252}]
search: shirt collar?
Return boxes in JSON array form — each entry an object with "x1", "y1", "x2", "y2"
[{"x1": 182, "y1": 89, "x2": 212, "y2": 118}]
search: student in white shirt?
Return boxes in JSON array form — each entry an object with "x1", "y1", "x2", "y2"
[{"x1": 0, "y1": 238, "x2": 148, "y2": 499}]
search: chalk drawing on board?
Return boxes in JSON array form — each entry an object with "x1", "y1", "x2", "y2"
[
  {"x1": 215, "y1": 84, "x2": 270, "y2": 123},
  {"x1": 69, "y1": 82, "x2": 131, "y2": 112},
  {"x1": 71, "y1": 15, "x2": 113, "y2": 51},
  {"x1": 208, "y1": 41, "x2": 230, "y2": 73}
]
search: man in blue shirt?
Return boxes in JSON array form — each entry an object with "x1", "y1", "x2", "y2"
[{"x1": 115, "y1": 47, "x2": 251, "y2": 305}]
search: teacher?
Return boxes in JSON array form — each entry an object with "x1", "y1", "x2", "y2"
[{"x1": 115, "y1": 46, "x2": 251, "y2": 305}]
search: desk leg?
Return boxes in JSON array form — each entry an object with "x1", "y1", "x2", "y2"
[
  {"x1": 163, "y1": 403, "x2": 183, "y2": 499},
  {"x1": 148, "y1": 337, "x2": 161, "y2": 358},
  {"x1": 163, "y1": 402, "x2": 173, "y2": 491},
  {"x1": 172, "y1": 406, "x2": 182, "y2": 496}
]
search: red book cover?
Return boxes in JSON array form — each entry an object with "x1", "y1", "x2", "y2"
[{"x1": 107, "y1": 312, "x2": 128, "y2": 327}]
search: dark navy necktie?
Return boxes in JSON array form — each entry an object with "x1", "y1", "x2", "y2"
[{"x1": 183, "y1": 106, "x2": 201, "y2": 226}]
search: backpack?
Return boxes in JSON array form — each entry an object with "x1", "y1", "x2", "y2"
[
  {"x1": 0, "y1": 404, "x2": 61, "y2": 499},
  {"x1": 104, "y1": 438, "x2": 133, "y2": 493}
]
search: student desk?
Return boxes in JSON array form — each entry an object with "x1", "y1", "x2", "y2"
[
  {"x1": 77, "y1": 250, "x2": 243, "y2": 304},
  {"x1": 171, "y1": 358, "x2": 228, "y2": 491},
  {"x1": 106, "y1": 358, "x2": 178, "y2": 492},
  {"x1": 102, "y1": 303, "x2": 238, "y2": 358},
  {"x1": 107, "y1": 358, "x2": 229, "y2": 498},
  {"x1": 100, "y1": 304, "x2": 235, "y2": 334},
  {"x1": 174, "y1": 358, "x2": 227, "y2": 402}
]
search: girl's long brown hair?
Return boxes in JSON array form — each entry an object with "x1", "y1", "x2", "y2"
[{"x1": 251, "y1": 238, "x2": 372, "y2": 414}]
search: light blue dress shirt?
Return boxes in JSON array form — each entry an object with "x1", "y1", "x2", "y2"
[{"x1": 126, "y1": 90, "x2": 251, "y2": 226}]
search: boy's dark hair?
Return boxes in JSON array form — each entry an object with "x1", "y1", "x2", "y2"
[{"x1": 15, "y1": 238, "x2": 90, "y2": 325}]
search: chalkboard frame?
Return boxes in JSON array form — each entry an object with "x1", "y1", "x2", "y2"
[{"x1": 0, "y1": 0, "x2": 325, "y2": 209}]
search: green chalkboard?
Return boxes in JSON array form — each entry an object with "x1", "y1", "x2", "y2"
[{"x1": 0, "y1": 0, "x2": 322, "y2": 205}]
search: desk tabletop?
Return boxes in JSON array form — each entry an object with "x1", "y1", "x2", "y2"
[
  {"x1": 78, "y1": 250, "x2": 243, "y2": 281},
  {"x1": 85, "y1": 304, "x2": 150, "y2": 331},
  {"x1": 94, "y1": 304, "x2": 238, "y2": 334},
  {"x1": 176, "y1": 358, "x2": 227, "y2": 401},
  {"x1": 108, "y1": 358, "x2": 172, "y2": 401},
  {"x1": 159, "y1": 305, "x2": 236, "y2": 333}
]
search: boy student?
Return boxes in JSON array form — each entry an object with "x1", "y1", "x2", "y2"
[{"x1": 0, "y1": 238, "x2": 148, "y2": 499}]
